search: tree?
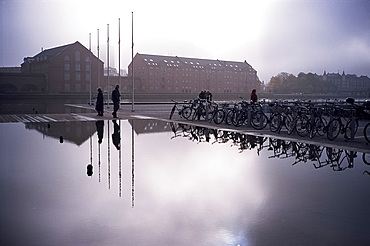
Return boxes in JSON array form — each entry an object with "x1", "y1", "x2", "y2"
[{"x1": 267, "y1": 72, "x2": 297, "y2": 94}]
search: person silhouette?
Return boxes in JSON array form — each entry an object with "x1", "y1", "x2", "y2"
[
  {"x1": 250, "y1": 89, "x2": 258, "y2": 103},
  {"x1": 112, "y1": 120, "x2": 121, "y2": 150},
  {"x1": 95, "y1": 88, "x2": 104, "y2": 116},
  {"x1": 111, "y1": 85, "x2": 121, "y2": 118}
]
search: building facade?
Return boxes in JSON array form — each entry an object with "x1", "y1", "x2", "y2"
[
  {"x1": 21, "y1": 41, "x2": 104, "y2": 94},
  {"x1": 128, "y1": 53, "x2": 262, "y2": 94},
  {"x1": 322, "y1": 71, "x2": 370, "y2": 96}
]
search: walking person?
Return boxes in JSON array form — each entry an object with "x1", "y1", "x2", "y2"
[
  {"x1": 95, "y1": 88, "x2": 104, "y2": 116},
  {"x1": 111, "y1": 84, "x2": 121, "y2": 118},
  {"x1": 250, "y1": 89, "x2": 258, "y2": 103}
]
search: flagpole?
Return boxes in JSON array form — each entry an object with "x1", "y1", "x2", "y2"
[
  {"x1": 131, "y1": 11, "x2": 134, "y2": 112},
  {"x1": 107, "y1": 24, "x2": 110, "y2": 107},
  {"x1": 97, "y1": 29, "x2": 100, "y2": 89},
  {"x1": 118, "y1": 18, "x2": 121, "y2": 93},
  {"x1": 89, "y1": 33, "x2": 92, "y2": 105}
]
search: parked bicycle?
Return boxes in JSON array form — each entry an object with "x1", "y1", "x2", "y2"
[
  {"x1": 169, "y1": 100, "x2": 192, "y2": 120},
  {"x1": 326, "y1": 107, "x2": 358, "y2": 141}
]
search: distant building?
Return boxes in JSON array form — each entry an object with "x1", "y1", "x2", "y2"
[
  {"x1": 21, "y1": 41, "x2": 104, "y2": 93},
  {"x1": 0, "y1": 67, "x2": 21, "y2": 73},
  {"x1": 322, "y1": 71, "x2": 370, "y2": 96},
  {"x1": 127, "y1": 53, "x2": 262, "y2": 94}
]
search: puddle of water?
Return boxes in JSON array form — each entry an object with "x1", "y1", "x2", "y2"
[{"x1": 1, "y1": 119, "x2": 370, "y2": 245}]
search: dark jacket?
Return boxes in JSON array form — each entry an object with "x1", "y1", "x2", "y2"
[
  {"x1": 112, "y1": 88, "x2": 121, "y2": 103},
  {"x1": 96, "y1": 91, "x2": 104, "y2": 112}
]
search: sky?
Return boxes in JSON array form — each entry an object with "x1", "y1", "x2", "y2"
[{"x1": 1, "y1": 0, "x2": 370, "y2": 83}]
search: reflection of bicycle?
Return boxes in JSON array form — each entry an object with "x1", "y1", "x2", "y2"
[{"x1": 364, "y1": 122, "x2": 370, "y2": 143}]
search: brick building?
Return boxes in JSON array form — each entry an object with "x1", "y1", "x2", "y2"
[
  {"x1": 21, "y1": 41, "x2": 104, "y2": 93},
  {"x1": 128, "y1": 53, "x2": 262, "y2": 94}
]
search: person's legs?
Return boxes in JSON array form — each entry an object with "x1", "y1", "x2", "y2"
[{"x1": 113, "y1": 102, "x2": 119, "y2": 117}]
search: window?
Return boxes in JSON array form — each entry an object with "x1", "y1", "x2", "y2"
[
  {"x1": 75, "y1": 50, "x2": 80, "y2": 61},
  {"x1": 64, "y1": 55, "x2": 70, "y2": 61},
  {"x1": 64, "y1": 63, "x2": 70, "y2": 71},
  {"x1": 75, "y1": 73, "x2": 81, "y2": 81},
  {"x1": 64, "y1": 83, "x2": 70, "y2": 92},
  {"x1": 75, "y1": 63, "x2": 80, "y2": 71},
  {"x1": 64, "y1": 72, "x2": 70, "y2": 81}
]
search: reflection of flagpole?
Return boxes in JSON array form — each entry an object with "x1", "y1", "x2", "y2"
[
  {"x1": 119, "y1": 120, "x2": 122, "y2": 197},
  {"x1": 90, "y1": 129, "x2": 93, "y2": 168},
  {"x1": 108, "y1": 120, "x2": 111, "y2": 189},
  {"x1": 98, "y1": 136, "x2": 101, "y2": 183},
  {"x1": 131, "y1": 120, "x2": 135, "y2": 208},
  {"x1": 87, "y1": 123, "x2": 93, "y2": 177},
  {"x1": 131, "y1": 11, "x2": 135, "y2": 112}
]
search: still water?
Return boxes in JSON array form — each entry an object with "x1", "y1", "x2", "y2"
[{"x1": 1, "y1": 119, "x2": 370, "y2": 245}]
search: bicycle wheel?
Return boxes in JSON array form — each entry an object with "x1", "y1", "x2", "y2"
[
  {"x1": 226, "y1": 110, "x2": 235, "y2": 125},
  {"x1": 296, "y1": 115, "x2": 309, "y2": 137},
  {"x1": 251, "y1": 111, "x2": 268, "y2": 130},
  {"x1": 213, "y1": 109, "x2": 225, "y2": 124},
  {"x1": 308, "y1": 122, "x2": 316, "y2": 139},
  {"x1": 269, "y1": 113, "x2": 282, "y2": 132},
  {"x1": 362, "y1": 152, "x2": 370, "y2": 165},
  {"x1": 181, "y1": 106, "x2": 193, "y2": 120},
  {"x1": 344, "y1": 119, "x2": 358, "y2": 139},
  {"x1": 233, "y1": 111, "x2": 244, "y2": 127},
  {"x1": 285, "y1": 114, "x2": 295, "y2": 135},
  {"x1": 364, "y1": 123, "x2": 370, "y2": 143},
  {"x1": 316, "y1": 117, "x2": 327, "y2": 136},
  {"x1": 169, "y1": 105, "x2": 176, "y2": 119},
  {"x1": 327, "y1": 119, "x2": 341, "y2": 141}
]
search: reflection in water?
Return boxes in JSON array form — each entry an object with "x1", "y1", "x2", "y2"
[
  {"x1": 130, "y1": 119, "x2": 135, "y2": 208},
  {"x1": 118, "y1": 120, "x2": 122, "y2": 197},
  {"x1": 169, "y1": 122, "x2": 364, "y2": 173},
  {"x1": 3, "y1": 119, "x2": 370, "y2": 245},
  {"x1": 107, "y1": 119, "x2": 111, "y2": 189},
  {"x1": 24, "y1": 119, "x2": 370, "y2": 195},
  {"x1": 112, "y1": 120, "x2": 121, "y2": 150},
  {"x1": 96, "y1": 120, "x2": 104, "y2": 182},
  {"x1": 87, "y1": 124, "x2": 93, "y2": 177}
]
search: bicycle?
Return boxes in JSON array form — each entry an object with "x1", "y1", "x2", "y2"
[
  {"x1": 326, "y1": 107, "x2": 358, "y2": 141},
  {"x1": 169, "y1": 100, "x2": 192, "y2": 120},
  {"x1": 306, "y1": 105, "x2": 328, "y2": 139},
  {"x1": 269, "y1": 101, "x2": 294, "y2": 133},
  {"x1": 249, "y1": 102, "x2": 269, "y2": 130}
]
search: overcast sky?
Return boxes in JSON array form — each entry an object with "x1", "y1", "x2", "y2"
[{"x1": 1, "y1": 0, "x2": 369, "y2": 82}]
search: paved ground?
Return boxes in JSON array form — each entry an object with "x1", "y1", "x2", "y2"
[{"x1": 1, "y1": 102, "x2": 370, "y2": 153}]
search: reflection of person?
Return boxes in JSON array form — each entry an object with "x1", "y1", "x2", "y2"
[
  {"x1": 112, "y1": 120, "x2": 121, "y2": 150},
  {"x1": 111, "y1": 85, "x2": 121, "y2": 118},
  {"x1": 250, "y1": 89, "x2": 258, "y2": 103},
  {"x1": 96, "y1": 120, "x2": 104, "y2": 144},
  {"x1": 95, "y1": 88, "x2": 104, "y2": 116}
]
